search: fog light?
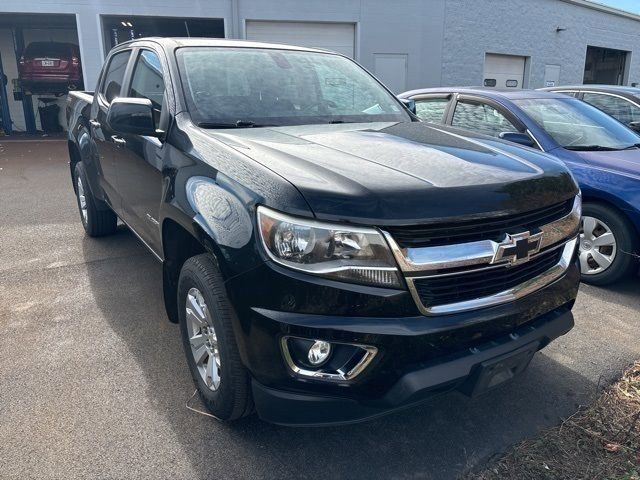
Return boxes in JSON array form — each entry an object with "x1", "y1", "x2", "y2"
[
  {"x1": 308, "y1": 340, "x2": 331, "y2": 365},
  {"x1": 281, "y1": 336, "x2": 378, "y2": 381}
]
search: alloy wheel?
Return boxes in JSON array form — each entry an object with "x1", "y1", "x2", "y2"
[
  {"x1": 185, "y1": 287, "x2": 221, "y2": 391},
  {"x1": 579, "y1": 215, "x2": 617, "y2": 275}
]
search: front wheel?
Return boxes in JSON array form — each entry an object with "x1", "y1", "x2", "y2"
[
  {"x1": 579, "y1": 203, "x2": 638, "y2": 285},
  {"x1": 178, "y1": 254, "x2": 253, "y2": 421}
]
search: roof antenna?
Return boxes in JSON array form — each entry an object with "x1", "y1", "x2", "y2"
[{"x1": 184, "y1": 20, "x2": 191, "y2": 37}]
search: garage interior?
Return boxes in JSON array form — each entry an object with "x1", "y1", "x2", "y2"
[
  {"x1": 583, "y1": 45, "x2": 630, "y2": 85},
  {"x1": 101, "y1": 15, "x2": 225, "y2": 54},
  {"x1": 0, "y1": 13, "x2": 79, "y2": 135}
]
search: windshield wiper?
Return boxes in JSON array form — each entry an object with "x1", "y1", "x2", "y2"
[
  {"x1": 564, "y1": 145, "x2": 622, "y2": 151},
  {"x1": 621, "y1": 143, "x2": 640, "y2": 150},
  {"x1": 197, "y1": 120, "x2": 272, "y2": 129},
  {"x1": 328, "y1": 119, "x2": 362, "y2": 124}
]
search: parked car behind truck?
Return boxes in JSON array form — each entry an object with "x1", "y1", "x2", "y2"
[
  {"x1": 541, "y1": 85, "x2": 640, "y2": 133},
  {"x1": 19, "y1": 42, "x2": 83, "y2": 94},
  {"x1": 67, "y1": 38, "x2": 581, "y2": 425},
  {"x1": 400, "y1": 87, "x2": 640, "y2": 286}
]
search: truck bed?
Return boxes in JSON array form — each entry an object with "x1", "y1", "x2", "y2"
[
  {"x1": 66, "y1": 90, "x2": 94, "y2": 133},
  {"x1": 68, "y1": 90, "x2": 94, "y2": 104}
]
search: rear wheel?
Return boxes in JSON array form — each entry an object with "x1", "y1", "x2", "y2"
[
  {"x1": 579, "y1": 203, "x2": 638, "y2": 285},
  {"x1": 73, "y1": 162, "x2": 117, "y2": 237},
  {"x1": 178, "y1": 254, "x2": 253, "y2": 421}
]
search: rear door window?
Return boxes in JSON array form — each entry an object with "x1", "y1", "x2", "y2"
[
  {"x1": 452, "y1": 100, "x2": 519, "y2": 137},
  {"x1": 582, "y1": 92, "x2": 640, "y2": 125},
  {"x1": 101, "y1": 50, "x2": 131, "y2": 104},
  {"x1": 414, "y1": 98, "x2": 449, "y2": 124}
]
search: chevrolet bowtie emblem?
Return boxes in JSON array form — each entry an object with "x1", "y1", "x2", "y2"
[{"x1": 492, "y1": 231, "x2": 543, "y2": 266}]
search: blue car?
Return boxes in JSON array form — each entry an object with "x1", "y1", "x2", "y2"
[{"x1": 399, "y1": 87, "x2": 640, "y2": 285}]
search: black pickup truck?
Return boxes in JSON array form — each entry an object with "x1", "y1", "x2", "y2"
[{"x1": 66, "y1": 38, "x2": 581, "y2": 425}]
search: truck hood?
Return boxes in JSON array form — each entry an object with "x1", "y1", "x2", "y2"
[{"x1": 205, "y1": 122, "x2": 577, "y2": 224}]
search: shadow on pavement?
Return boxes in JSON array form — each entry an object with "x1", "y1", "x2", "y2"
[{"x1": 81, "y1": 230, "x2": 638, "y2": 480}]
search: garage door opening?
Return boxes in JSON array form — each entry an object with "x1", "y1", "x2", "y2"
[
  {"x1": 245, "y1": 21, "x2": 355, "y2": 58},
  {"x1": 0, "y1": 13, "x2": 81, "y2": 135},
  {"x1": 483, "y1": 53, "x2": 527, "y2": 89},
  {"x1": 101, "y1": 16, "x2": 225, "y2": 54},
  {"x1": 583, "y1": 46, "x2": 629, "y2": 85}
]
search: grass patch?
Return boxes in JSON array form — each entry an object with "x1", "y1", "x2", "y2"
[{"x1": 464, "y1": 362, "x2": 640, "y2": 480}]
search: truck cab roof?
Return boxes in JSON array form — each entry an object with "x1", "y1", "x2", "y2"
[{"x1": 111, "y1": 36, "x2": 335, "y2": 55}]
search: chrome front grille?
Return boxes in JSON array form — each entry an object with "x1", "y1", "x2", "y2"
[
  {"x1": 412, "y1": 247, "x2": 563, "y2": 309},
  {"x1": 385, "y1": 199, "x2": 574, "y2": 248},
  {"x1": 383, "y1": 195, "x2": 581, "y2": 315}
]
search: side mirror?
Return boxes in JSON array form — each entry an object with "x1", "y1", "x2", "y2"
[
  {"x1": 628, "y1": 121, "x2": 640, "y2": 132},
  {"x1": 106, "y1": 97, "x2": 158, "y2": 137},
  {"x1": 398, "y1": 97, "x2": 417, "y2": 115},
  {"x1": 498, "y1": 131, "x2": 536, "y2": 148}
]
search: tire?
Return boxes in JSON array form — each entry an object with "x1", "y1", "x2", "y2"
[
  {"x1": 73, "y1": 162, "x2": 118, "y2": 237},
  {"x1": 579, "y1": 202, "x2": 639, "y2": 286},
  {"x1": 178, "y1": 254, "x2": 253, "y2": 421}
]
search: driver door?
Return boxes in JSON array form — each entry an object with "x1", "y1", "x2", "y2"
[{"x1": 115, "y1": 48, "x2": 167, "y2": 255}]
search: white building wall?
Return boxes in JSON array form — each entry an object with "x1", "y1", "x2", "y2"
[{"x1": 441, "y1": 0, "x2": 640, "y2": 88}]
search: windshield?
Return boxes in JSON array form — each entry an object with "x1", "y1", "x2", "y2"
[
  {"x1": 176, "y1": 47, "x2": 410, "y2": 127},
  {"x1": 513, "y1": 97, "x2": 640, "y2": 150}
]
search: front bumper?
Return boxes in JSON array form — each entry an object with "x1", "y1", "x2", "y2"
[
  {"x1": 225, "y1": 257, "x2": 580, "y2": 425},
  {"x1": 252, "y1": 306, "x2": 573, "y2": 426}
]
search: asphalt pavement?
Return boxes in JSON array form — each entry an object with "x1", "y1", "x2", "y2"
[{"x1": 1, "y1": 139, "x2": 638, "y2": 479}]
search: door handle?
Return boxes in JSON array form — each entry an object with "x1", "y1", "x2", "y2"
[
  {"x1": 111, "y1": 135, "x2": 127, "y2": 146},
  {"x1": 89, "y1": 119, "x2": 101, "y2": 128}
]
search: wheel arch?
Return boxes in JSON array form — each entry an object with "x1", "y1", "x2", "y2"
[
  {"x1": 161, "y1": 211, "x2": 235, "y2": 322},
  {"x1": 162, "y1": 217, "x2": 207, "y2": 323},
  {"x1": 580, "y1": 190, "x2": 640, "y2": 238},
  {"x1": 68, "y1": 140, "x2": 81, "y2": 192}
]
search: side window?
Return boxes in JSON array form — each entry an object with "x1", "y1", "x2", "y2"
[
  {"x1": 452, "y1": 101, "x2": 518, "y2": 137},
  {"x1": 101, "y1": 50, "x2": 131, "y2": 104},
  {"x1": 582, "y1": 93, "x2": 640, "y2": 125},
  {"x1": 414, "y1": 98, "x2": 449, "y2": 124},
  {"x1": 129, "y1": 50, "x2": 165, "y2": 111}
]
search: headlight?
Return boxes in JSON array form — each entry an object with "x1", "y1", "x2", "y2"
[{"x1": 257, "y1": 206, "x2": 403, "y2": 288}]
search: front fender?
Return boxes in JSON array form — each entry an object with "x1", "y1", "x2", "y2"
[{"x1": 569, "y1": 162, "x2": 640, "y2": 235}]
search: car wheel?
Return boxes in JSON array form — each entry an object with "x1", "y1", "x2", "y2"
[
  {"x1": 178, "y1": 254, "x2": 253, "y2": 421},
  {"x1": 579, "y1": 203, "x2": 638, "y2": 285},
  {"x1": 73, "y1": 162, "x2": 117, "y2": 237}
]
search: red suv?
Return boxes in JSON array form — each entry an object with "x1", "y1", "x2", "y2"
[{"x1": 19, "y1": 42, "x2": 83, "y2": 93}]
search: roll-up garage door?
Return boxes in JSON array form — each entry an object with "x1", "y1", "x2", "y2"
[
  {"x1": 245, "y1": 21, "x2": 355, "y2": 58},
  {"x1": 483, "y1": 53, "x2": 526, "y2": 89}
]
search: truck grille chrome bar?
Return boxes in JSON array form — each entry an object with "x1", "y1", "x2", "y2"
[{"x1": 383, "y1": 195, "x2": 581, "y2": 315}]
